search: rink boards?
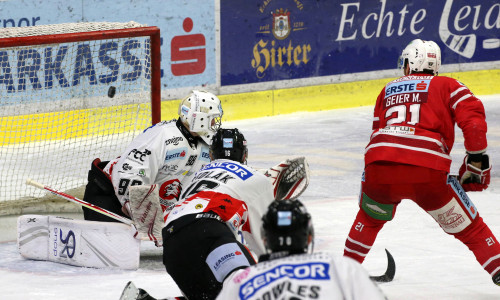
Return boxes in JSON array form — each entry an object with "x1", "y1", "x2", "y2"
[
  {"x1": 162, "y1": 68, "x2": 500, "y2": 122},
  {"x1": 1, "y1": 68, "x2": 499, "y2": 145}
]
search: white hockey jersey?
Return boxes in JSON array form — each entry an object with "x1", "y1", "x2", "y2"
[
  {"x1": 103, "y1": 119, "x2": 211, "y2": 212},
  {"x1": 216, "y1": 253, "x2": 386, "y2": 300},
  {"x1": 164, "y1": 159, "x2": 275, "y2": 256}
]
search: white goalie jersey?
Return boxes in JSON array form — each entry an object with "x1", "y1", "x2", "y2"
[
  {"x1": 103, "y1": 119, "x2": 211, "y2": 212},
  {"x1": 217, "y1": 253, "x2": 386, "y2": 300}
]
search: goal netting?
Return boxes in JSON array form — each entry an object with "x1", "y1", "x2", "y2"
[{"x1": 0, "y1": 21, "x2": 161, "y2": 215}]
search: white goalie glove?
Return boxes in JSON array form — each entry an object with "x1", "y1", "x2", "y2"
[
  {"x1": 127, "y1": 185, "x2": 164, "y2": 247},
  {"x1": 263, "y1": 156, "x2": 310, "y2": 201}
]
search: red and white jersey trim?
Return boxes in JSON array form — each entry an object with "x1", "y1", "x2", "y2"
[
  {"x1": 370, "y1": 130, "x2": 447, "y2": 152},
  {"x1": 366, "y1": 143, "x2": 451, "y2": 160},
  {"x1": 452, "y1": 94, "x2": 472, "y2": 110}
]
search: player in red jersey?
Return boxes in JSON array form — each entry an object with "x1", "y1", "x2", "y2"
[{"x1": 343, "y1": 39, "x2": 500, "y2": 286}]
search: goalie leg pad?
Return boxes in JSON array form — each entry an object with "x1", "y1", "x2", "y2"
[{"x1": 18, "y1": 215, "x2": 140, "y2": 269}]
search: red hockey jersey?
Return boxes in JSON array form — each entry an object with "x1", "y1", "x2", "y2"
[{"x1": 365, "y1": 73, "x2": 487, "y2": 172}]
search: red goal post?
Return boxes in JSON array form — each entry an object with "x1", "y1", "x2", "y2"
[{"x1": 0, "y1": 22, "x2": 161, "y2": 214}]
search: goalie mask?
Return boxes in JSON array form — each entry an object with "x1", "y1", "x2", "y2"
[
  {"x1": 210, "y1": 128, "x2": 248, "y2": 164},
  {"x1": 261, "y1": 199, "x2": 314, "y2": 254},
  {"x1": 178, "y1": 90, "x2": 223, "y2": 144},
  {"x1": 398, "y1": 39, "x2": 441, "y2": 76}
]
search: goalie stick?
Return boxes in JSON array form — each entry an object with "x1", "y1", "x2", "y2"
[
  {"x1": 26, "y1": 179, "x2": 163, "y2": 244},
  {"x1": 26, "y1": 178, "x2": 133, "y2": 225},
  {"x1": 369, "y1": 249, "x2": 396, "y2": 283}
]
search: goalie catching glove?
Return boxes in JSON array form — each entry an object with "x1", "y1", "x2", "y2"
[
  {"x1": 458, "y1": 152, "x2": 491, "y2": 192},
  {"x1": 264, "y1": 156, "x2": 310, "y2": 201}
]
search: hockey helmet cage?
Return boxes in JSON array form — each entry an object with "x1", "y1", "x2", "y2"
[
  {"x1": 261, "y1": 199, "x2": 314, "y2": 254},
  {"x1": 178, "y1": 90, "x2": 223, "y2": 144},
  {"x1": 398, "y1": 39, "x2": 441, "y2": 75},
  {"x1": 209, "y1": 128, "x2": 248, "y2": 164}
]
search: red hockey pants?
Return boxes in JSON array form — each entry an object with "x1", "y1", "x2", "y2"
[{"x1": 344, "y1": 162, "x2": 500, "y2": 279}]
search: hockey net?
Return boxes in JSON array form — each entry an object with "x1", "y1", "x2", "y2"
[{"x1": 0, "y1": 22, "x2": 161, "y2": 215}]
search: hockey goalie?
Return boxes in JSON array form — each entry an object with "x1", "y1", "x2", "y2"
[{"x1": 18, "y1": 155, "x2": 310, "y2": 271}]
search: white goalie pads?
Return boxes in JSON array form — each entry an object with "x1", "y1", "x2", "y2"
[
  {"x1": 263, "y1": 156, "x2": 310, "y2": 201},
  {"x1": 17, "y1": 215, "x2": 140, "y2": 270},
  {"x1": 128, "y1": 184, "x2": 164, "y2": 246}
]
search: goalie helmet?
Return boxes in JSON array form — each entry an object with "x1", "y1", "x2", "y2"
[
  {"x1": 178, "y1": 90, "x2": 223, "y2": 144},
  {"x1": 210, "y1": 128, "x2": 248, "y2": 164},
  {"x1": 398, "y1": 39, "x2": 441, "y2": 76},
  {"x1": 261, "y1": 199, "x2": 314, "y2": 254}
]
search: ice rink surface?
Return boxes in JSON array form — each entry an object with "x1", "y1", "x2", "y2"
[{"x1": 1, "y1": 94, "x2": 499, "y2": 299}]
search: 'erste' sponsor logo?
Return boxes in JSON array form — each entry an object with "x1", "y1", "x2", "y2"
[{"x1": 165, "y1": 148, "x2": 187, "y2": 162}]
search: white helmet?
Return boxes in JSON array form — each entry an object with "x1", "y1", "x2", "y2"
[
  {"x1": 178, "y1": 90, "x2": 223, "y2": 144},
  {"x1": 398, "y1": 39, "x2": 441, "y2": 75}
]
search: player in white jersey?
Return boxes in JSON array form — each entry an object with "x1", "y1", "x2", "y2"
[
  {"x1": 161, "y1": 128, "x2": 276, "y2": 299},
  {"x1": 118, "y1": 128, "x2": 311, "y2": 300},
  {"x1": 216, "y1": 200, "x2": 387, "y2": 300},
  {"x1": 82, "y1": 90, "x2": 223, "y2": 225}
]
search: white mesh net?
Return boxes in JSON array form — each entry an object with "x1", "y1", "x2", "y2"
[
  {"x1": 0, "y1": 22, "x2": 158, "y2": 214},
  {"x1": 0, "y1": 21, "x2": 145, "y2": 38}
]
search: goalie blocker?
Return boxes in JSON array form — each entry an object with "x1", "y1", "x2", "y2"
[{"x1": 17, "y1": 215, "x2": 140, "y2": 270}]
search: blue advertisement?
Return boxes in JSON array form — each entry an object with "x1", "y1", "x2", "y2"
[
  {"x1": 0, "y1": 0, "x2": 216, "y2": 92},
  {"x1": 220, "y1": 0, "x2": 500, "y2": 86}
]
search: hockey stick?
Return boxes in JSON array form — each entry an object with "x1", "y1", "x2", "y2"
[
  {"x1": 26, "y1": 178, "x2": 133, "y2": 225},
  {"x1": 447, "y1": 175, "x2": 478, "y2": 218},
  {"x1": 120, "y1": 250, "x2": 396, "y2": 299},
  {"x1": 370, "y1": 249, "x2": 396, "y2": 283},
  {"x1": 120, "y1": 281, "x2": 185, "y2": 300}
]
